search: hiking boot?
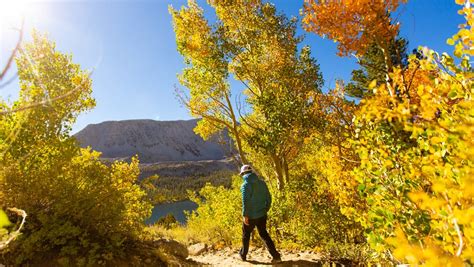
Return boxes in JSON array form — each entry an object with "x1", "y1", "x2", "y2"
[
  {"x1": 271, "y1": 257, "x2": 282, "y2": 264},
  {"x1": 238, "y1": 248, "x2": 246, "y2": 261}
]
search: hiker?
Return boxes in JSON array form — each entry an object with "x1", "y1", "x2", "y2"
[{"x1": 238, "y1": 164, "x2": 281, "y2": 263}]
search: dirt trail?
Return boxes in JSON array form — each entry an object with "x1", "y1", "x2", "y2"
[{"x1": 189, "y1": 247, "x2": 323, "y2": 266}]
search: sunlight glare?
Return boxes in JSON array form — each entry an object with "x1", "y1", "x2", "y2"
[{"x1": 0, "y1": 0, "x2": 30, "y2": 27}]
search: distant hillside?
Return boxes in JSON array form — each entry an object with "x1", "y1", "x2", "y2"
[
  {"x1": 140, "y1": 159, "x2": 237, "y2": 203},
  {"x1": 74, "y1": 119, "x2": 234, "y2": 163},
  {"x1": 139, "y1": 158, "x2": 237, "y2": 179}
]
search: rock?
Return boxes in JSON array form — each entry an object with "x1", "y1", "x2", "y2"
[
  {"x1": 155, "y1": 239, "x2": 189, "y2": 258},
  {"x1": 153, "y1": 239, "x2": 191, "y2": 266},
  {"x1": 188, "y1": 243, "x2": 207, "y2": 256}
]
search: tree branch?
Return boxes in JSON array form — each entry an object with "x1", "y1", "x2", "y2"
[
  {"x1": 0, "y1": 208, "x2": 27, "y2": 250},
  {"x1": 0, "y1": 19, "x2": 24, "y2": 81},
  {"x1": 0, "y1": 71, "x2": 93, "y2": 115},
  {"x1": 0, "y1": 72, "x2": 18, "y2": 89}
]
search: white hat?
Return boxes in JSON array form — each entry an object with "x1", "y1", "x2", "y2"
[{"x1": 239, "y1": 165, "x2": 253, "y2": 176}]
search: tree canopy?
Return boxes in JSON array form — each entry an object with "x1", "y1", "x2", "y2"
[{"x1": 170, "y1": 0, "x2": 324, "y2": 189}]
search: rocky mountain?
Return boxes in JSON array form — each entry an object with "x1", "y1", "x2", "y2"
[{"x1": 74, "y1": 119, "x2": 233, "y2": 163}]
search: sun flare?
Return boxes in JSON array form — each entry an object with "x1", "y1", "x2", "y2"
[{"x1": 0, "y1": 0, "x2": 31, "y2": 26}]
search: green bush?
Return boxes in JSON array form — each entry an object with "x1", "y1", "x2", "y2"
[{"x1": 186, "y1": 175, "x2": 242, "y2": 247}]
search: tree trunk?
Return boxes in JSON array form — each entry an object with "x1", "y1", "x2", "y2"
[
  {"x1": 271, "y1": 153, "x2": 285, "y2": 190},
  {"x1": 380, "y1": 41, "x2": 394, "y2": 97},
  {"x1": 232, "y1": 126, "x2": 248, "y2": 165},
  {"x1": 225, "y1": 92, "x2": 248, "y2": 165},
  {"x1": 282, "y1": 155, "x2": 289, "y2": 185}
]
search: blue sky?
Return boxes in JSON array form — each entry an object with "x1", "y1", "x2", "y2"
[{"x1": 0, "y1": 0, "x2": 464, "y2": 133}]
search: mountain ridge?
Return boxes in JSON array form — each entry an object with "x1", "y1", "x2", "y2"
[{"x1": 74, "y1": 119, "x2": 233, "y2": 163}]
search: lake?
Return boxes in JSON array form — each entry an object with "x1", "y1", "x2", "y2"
[{"x1": 146, "y1": 200, "x2": 198, "y2": 225}]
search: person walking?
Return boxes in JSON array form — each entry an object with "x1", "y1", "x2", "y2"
[{"x1": 238, "y1": 164, "x2": 281, "y2": 263}]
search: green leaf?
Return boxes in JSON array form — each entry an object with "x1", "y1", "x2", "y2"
[
  {"x1": 0, "y1": 209, "x2": 12, "y2": 228},
  {"x1": 448, "y1": 90, "x2": 458, "y2": 99}
]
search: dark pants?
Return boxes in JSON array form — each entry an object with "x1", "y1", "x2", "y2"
[{"x1": 240, "y1": 216, "x2": 280, "y2": 259}]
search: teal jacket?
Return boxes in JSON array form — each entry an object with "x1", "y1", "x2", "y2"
[{"x1": 241, "y1": 173, "x2": 272, "y2": 219}]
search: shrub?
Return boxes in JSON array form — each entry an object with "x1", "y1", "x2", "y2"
[
  {"x1": 0, "y1": 32, "x2": 152, "y2": 265},
  {"x1": 268, "y1": 177, "x2": 364, "y2": 250},
  {"x1": 185, "y1": 175, "x2": 242, "y2": 247},
  {"x1": 350, "y1": 3, "x2": 473, "y2": 264},
  {"x1": 1, "y1": 149, "x2": 152, "y2": 265},
  {"x1": 157, "y1": 214, "x2": 178, "y2": 229}
]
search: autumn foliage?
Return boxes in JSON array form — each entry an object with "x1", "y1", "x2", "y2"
[
  {"x1": 302, "y1": 0, "x2": 407, "y2": 57},
  {"x1": 169, "y1": 0, "x2": 473, "y2": 265},
  {"x1": 0, "y1": 33, "x2": 152, "y2": 265},
  {"x1": 0, "y1": 0, "x2": 472, "y2": 265},
  {"x1": 304, "y1": 0, "x2": 474, "y2": 264},
  {"x1": 170, "y1": 0, "x2": 324, "y2": 190}
]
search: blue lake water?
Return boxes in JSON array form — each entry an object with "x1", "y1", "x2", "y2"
[{"x1": 146, "y1": 200, "x2": 198, "y2": 225}]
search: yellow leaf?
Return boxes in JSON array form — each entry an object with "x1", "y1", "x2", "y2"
[
  {"x1": 0, "y1": 209, "x2": 12, "y2": 228},
  {"x1": 369, "y1": 79, "x2": 377, "y2": 89}
]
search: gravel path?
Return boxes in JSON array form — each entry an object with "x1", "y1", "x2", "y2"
[{"x1": 189, "y1": 247, "x2": 323, "y2": 266}]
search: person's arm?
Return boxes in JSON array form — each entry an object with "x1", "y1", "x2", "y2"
[
  {"x1": 241, "y1": 182, "x2": 251, "y2": 222},
  {"x1": 265, "y1": 182, "x2": 272, "y2": 212}
]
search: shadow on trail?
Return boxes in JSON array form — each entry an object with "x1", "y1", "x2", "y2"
[
  {"x1": 245, "y1": 260, "x2": 271, "y2": 265},
  {"x1": 246, "y1": 259, "x2": 351, "y2": 266}
]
